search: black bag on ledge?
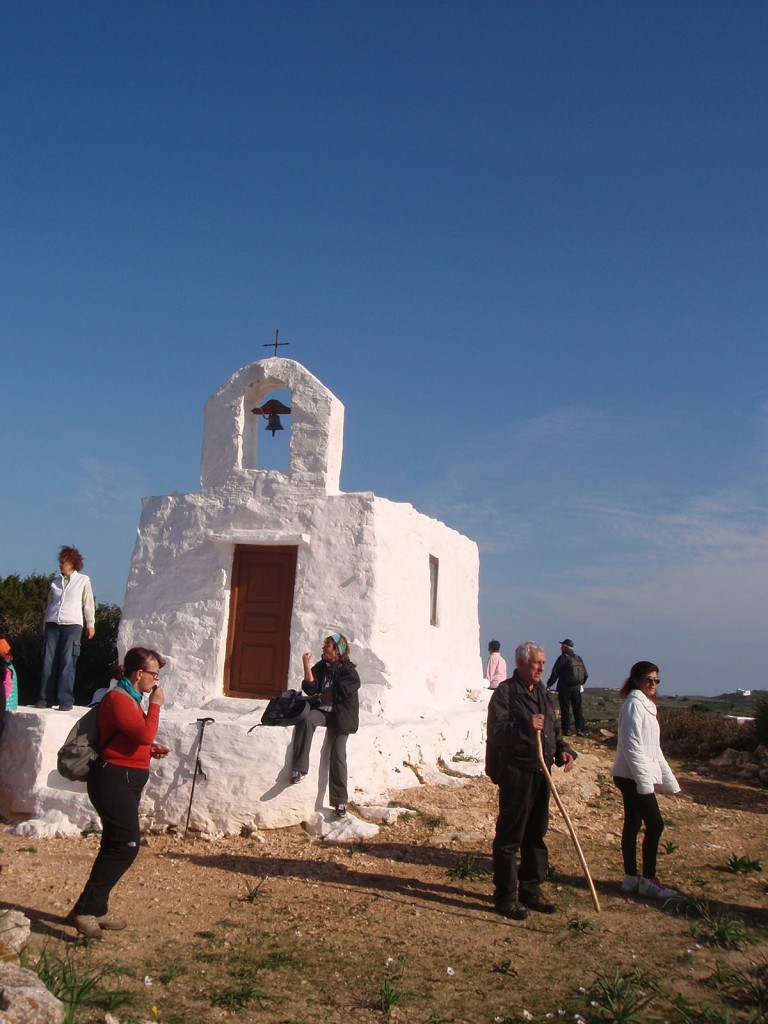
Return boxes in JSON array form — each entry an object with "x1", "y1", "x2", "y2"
[{"x1": 257, "y1": 690, "x2": 310, "y2": 728}]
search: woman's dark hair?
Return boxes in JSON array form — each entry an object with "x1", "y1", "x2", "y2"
[
  {"x1": 59, "y1": 545, "x2": 84, "y2": 572},
  {"x1": 123, "y1": 647, "x2": 167, "y2": 677},
  {"x1": 619, "y1": 661, "x2": 659, "y2": 699},
  {"x1": 488, "y1": 640, "x2": 501, "y2": 653}
]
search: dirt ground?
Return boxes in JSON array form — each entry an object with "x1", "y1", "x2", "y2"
[{"x1": 2, "y1": 735, "x2": 767, "y2": 1024}]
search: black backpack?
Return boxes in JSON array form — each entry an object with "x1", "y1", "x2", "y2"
[
  {"x1": 56, "y1": 705, "x2": 117, "y2": 781},
  {"x1": 561, "y1": 654, "x2": 586, "y2": 687}
]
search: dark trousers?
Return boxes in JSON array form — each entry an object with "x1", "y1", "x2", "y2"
[
  {"x1": 291, "y1": 708, "x2": 349, "y2": 805},
  {"x1": 40, "y1": 623, "x2": 82, "y2": 706},
  {"x1": 73, "y1": 762, "x2": 149, "y2": 917},
  {"x1": 492, "y1": 766, "x2": 550, "y2": 904},
  {"x1": 558, "y1": 686, "x2": 585, "y2": 734},
  {"x1": 613, "y1": 775, "x2": 665, "y2": 879}
]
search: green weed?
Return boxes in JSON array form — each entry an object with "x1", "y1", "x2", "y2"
[
  {"x1": 28, "y1": 942, "x2": 137, "y2": 1024},
  {"x1": 210, "y1": 980, "x2": 267, "y2": 1009},
  {"x1": 706, "y1": 960, "x2": 768, "y2": 1020},
  {"x1": 230, "y1": 874, "x2": 270, "y2": 905},
  {"x1": 447, "y1": 853, "x2": 489, "y2": 881},
  {"x1": 491, "y1": 958, "x2": 517, "y2": 976},
  {"x1": 587, "y1": 967, "x2": 657, "y2": 1024},
  {"x1": 380, "y1": 974, "x2": 404, "y2": 1015},
  {"x1": 724, "y1": 852, "x2": 763, "y2": 874},
  {"x1": 674, "y1": 892, "x2": 750, "y2": 950},
  {"x1": 690, "y1": 911, "x2": 749, "y2": 951},
  {"x1": 567, "y1": 915, "x2": 595, "y2": 933},
  {"x1": 156, "y1": 961, "x2": 187, "y2": 984},
  {"x1": 662, "y1": 839, "x2": 679, "y2": 855},
  {"x1": 421, "y1": 813, "x2": 448, "y2": 828}
]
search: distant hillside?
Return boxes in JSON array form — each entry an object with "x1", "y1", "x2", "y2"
[{"x1": 583, "y1": 687, "x2": 764, "y2": 723}]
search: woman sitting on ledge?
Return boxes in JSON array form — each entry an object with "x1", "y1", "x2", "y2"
[{"x1": 290, "y1": 632, "x2": 360, "y2": 818}]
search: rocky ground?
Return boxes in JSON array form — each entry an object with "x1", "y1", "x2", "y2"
[{"x1": 1, "y1": 734, "x2": 767, "y2": 1024}]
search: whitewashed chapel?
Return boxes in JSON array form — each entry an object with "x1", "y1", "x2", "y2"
[{"x1": 0, "y1": 358, "x2": 487, "y2": 837}]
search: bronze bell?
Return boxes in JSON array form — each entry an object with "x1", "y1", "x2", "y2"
[{"x1": 265, "y1": 413, "x2": 284, "y2": 436}]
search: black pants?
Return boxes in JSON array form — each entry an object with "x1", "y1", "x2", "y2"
[
  {"x1": 291, "y1": 709, "x2": 349, "y2": 805},
  {"x1": 492, "y1": 766, "x2": 550, "y2": 904},
  {"x1": 558, "y1": 686, "x2": 585, "y2": 734},
  {"x1": 613, "y1": 775, "x2": 664, "y2": 879},
  {"x1": 73, "y1": 762, "x2": 149, "y2": 917}
]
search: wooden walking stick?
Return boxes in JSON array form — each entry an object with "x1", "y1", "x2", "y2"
[{"x1": 536, "y1": 730, "x2": 601, "y2": 912}]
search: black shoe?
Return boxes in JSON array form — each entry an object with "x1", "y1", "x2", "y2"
[
  {"x1": 35, "y1": 700, "x2": 48, "y2": 709},
  {"x1": 576, "y1": 730, "x2": 585, "y2": 736},
  {"x1": 58, "y1": 704, "x2": 73, "y2": 712},
  {"x1": 335, "y1": 803, "x2": 347, "y2": 817},
  {"x1": 494, "y1": 901, "x2": 529, "y2": 921},
  {"x1": 521, "y1": 894, "x2": 557, "y2": 914}
]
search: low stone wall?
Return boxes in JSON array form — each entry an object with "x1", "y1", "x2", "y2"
[{"x1": 0, "y1": 693, "x2": 489, "y2": 838}]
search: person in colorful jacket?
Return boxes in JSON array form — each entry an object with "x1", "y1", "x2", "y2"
[
  {"x1": 68, "y1": 646, "x2": 170, "y2": 939},
  {"x1": 37, "y1": 545, "x2": 96, "y2": 711},
  {"x1": 0, "y1": 638, "x2": 18, "y2": 741}
]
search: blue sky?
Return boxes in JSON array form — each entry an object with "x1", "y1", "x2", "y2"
[{"x1": 3, "y1": 2, "x2": 767, "y2": 696}]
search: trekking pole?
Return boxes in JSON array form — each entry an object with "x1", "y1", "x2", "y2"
[
  {"x1": 535, "y1": 730, "x2": 601, "y2": 912},
  {"x1": 184, "y1": 717, "x2": 215, "y2": 840}
]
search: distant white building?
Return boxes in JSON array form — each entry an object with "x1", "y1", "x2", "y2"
[
  {"x1": 737, "y1": 689, "x2": 752, "y2": 697},
  {"x1": 0, "y1": 358, "x2": 487, "y2": 837}
]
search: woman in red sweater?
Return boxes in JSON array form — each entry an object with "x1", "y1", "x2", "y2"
[{"x1": 69, "y1": 646, "x2": 169, "y2": 939}]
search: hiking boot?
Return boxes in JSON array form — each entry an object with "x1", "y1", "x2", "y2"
[
  {"x1": 96, "y1": 914, "x2": 127, "y2": 930},
  {"x1": 638, "y1": 876, "x2": 678, "y2": 900},
  {"x1": 520, "y1": 894, "x2": 557, "y2": 914},
  {"x1": 494, "y1": 901, "x2": 529, "y2": 921},
  {"x1": 68, "y1": 913, "x2": 105, "y2": 939},
  {"x1": 620, "y1": 874, "x2": 640, "y2": 893},
  {"x1": 335, "y1": 803, "x2": 347, "y2": 817},
  {"x1": 290, "y1": 771, "x2": 305, "y2": 785}
]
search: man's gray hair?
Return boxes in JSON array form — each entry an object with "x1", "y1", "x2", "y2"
[{"x1": 515, "y1": 641, "x2": 544, "y2": 664}]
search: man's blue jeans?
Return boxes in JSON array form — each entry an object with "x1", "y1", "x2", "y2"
[{"x1": 39, "y1": 623, "x2": 82, "y2": 706}]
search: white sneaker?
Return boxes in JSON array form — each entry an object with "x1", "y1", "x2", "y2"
[
  {"x1": 638, "y1": 876, "x2": 678, "y2": 899},
  {"x1": 620, "y1": 874, "x2": 639, "y2": 893}
]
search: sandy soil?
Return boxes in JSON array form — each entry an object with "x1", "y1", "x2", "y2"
[{"x1": 2, "y1": 735, "x2": 767, "y2": 1024}]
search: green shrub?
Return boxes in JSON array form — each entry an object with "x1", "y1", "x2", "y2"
[
  {"x1": 659, "y1": 708, "x2": 755, "y2": 759},
  {"x1": 754, "y1": 692, "x2": 768, "y2": 747}
]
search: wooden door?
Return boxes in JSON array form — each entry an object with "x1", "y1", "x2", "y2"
[{"x1": 225, "y1": 545, "x2": 297, "y2": 698}]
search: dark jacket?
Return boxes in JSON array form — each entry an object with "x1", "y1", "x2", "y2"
[
  {"x1": 302, "y1": 659, "x2": 361, "y2": 735},
  {"x1": 546, "y1": 651, "x2": 588, "y2": 692},
  {"x1": 485, "y1": 672, "x2": 576, "y2": 783}
]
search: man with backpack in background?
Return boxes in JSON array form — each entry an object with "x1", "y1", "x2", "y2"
[{"x1": 546, "y1": 638, "x2": 588, "y2": 736}]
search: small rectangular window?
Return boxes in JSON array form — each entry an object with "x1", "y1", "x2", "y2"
[{"x1": 429, "y1": 555, "x2": 439, "y2": 626}]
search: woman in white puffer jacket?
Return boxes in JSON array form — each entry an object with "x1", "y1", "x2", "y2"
[{"x1": 612, "y1": 661, "x2": 681, "y2": 900}]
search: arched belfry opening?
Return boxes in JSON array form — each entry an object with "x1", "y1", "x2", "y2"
[{"x1": 244, "y1": 385, "x2": 292, "y2": 472}]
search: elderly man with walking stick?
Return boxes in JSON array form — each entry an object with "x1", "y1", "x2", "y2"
[{"x1": 485, "y1": 641, "x2": 577, "y2": 920}]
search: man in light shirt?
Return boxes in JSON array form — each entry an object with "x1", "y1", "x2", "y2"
[
  {"x1": 485, "y1": 640, "x2": 507, "y2": 689},
  {"x1": 37, "y1": 546, "x2": 96, "y2": 711}
]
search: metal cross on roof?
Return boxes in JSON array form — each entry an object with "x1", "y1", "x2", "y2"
[{"x1": 264, "y1": 329, "x2": 289, "y2": 357}]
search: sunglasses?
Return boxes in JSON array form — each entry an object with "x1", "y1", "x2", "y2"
[{"x1": 642, "y1": 676, "x2": 660, "y2": 686}]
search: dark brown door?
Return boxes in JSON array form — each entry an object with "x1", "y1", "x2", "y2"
[{"x1": 225, "y1": 545, "x2": 297, "y2": 698}]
